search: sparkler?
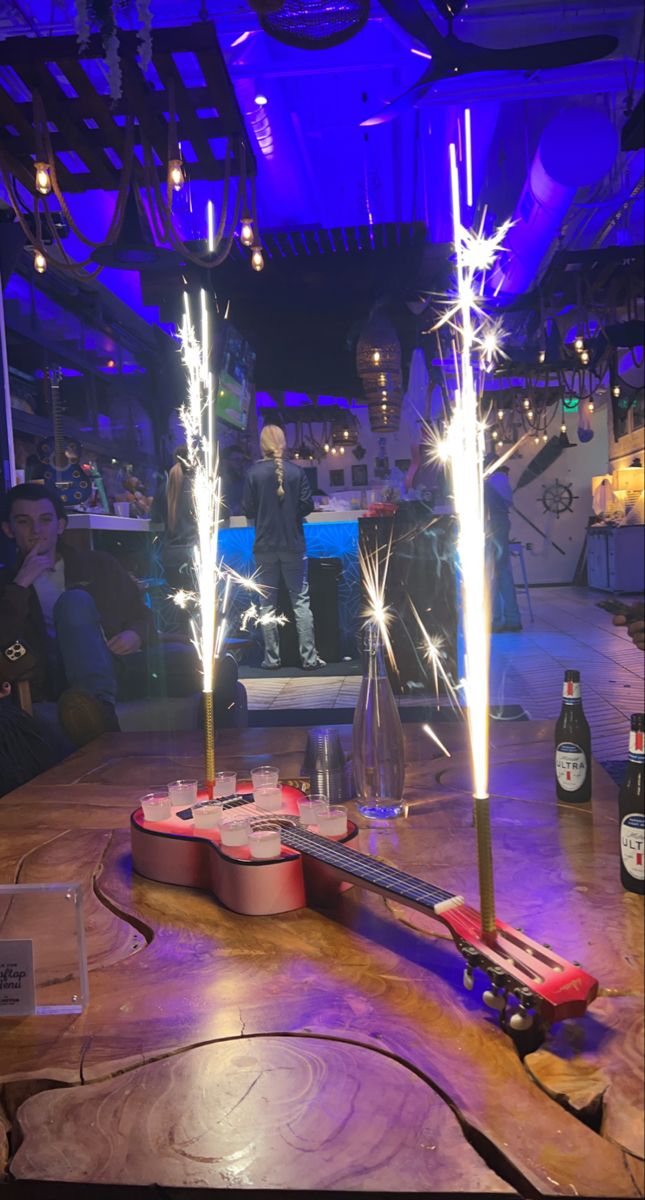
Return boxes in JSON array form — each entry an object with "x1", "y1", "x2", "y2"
[
  {"x1": 177, "y1": 290, "x2": 221, "y2": 796},
  {"x1": 440, "y1": 143, "x2": 512, "y2": 939},
  {"x1": 359, "y1": 536, "x2": 396, "y2": 672}
]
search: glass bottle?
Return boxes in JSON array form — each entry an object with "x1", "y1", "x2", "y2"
[
  {"x1": 619, "y1": 713, "x2": 644, "y2": 895},
  {"x1": 555, "y1": 668, "x2": 592, "y2": 803},
  {"x1": 352, "y1": 621, "x2": 405, "y2": 818}
]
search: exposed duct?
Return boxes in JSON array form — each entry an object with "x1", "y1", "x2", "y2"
[{"x1": 492, "y1": 105, "x2": 619, "y2": 296}]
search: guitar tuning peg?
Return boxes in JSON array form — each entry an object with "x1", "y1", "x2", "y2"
[
  {"x1": 463, "y1": 967, "x2": 474, "y2": 991},
  {"x1": 482, "y1": 988, "x2": 506, "y2": 1011},
  {"x1": 509, "y1": 1005, "x2": 534, "y2": 1031}
]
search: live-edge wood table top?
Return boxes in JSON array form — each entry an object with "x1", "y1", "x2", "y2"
[{"x1": 0, "y1": 721, "x2": 643, "y2": 1196}]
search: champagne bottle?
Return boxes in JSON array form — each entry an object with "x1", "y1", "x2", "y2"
[
  {"x1": 555, "y1": 669, "x2": 592, "y2": 803},
  {"x1": 619, "y1": 713, "x2": 644, "y2": 895}
]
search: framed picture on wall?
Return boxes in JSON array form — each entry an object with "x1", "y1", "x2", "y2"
[
  {"x1": 330, "y1": 469, "x2": 345, "y2": 488},
  {"x1": 351, "y1": 464, "x2": 368, "y2": 487}
]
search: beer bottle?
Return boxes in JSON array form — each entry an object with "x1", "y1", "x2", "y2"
[
  {"x1": 619, "y1": 713, "x2": 644, "y2": 895},
  {"x1": 555, "y1": 669, "x2": 592, "y2": 803}
]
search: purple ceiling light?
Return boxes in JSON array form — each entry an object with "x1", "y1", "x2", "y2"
[{"x1": 259, "y1": 0, "x2": 370, "y2": 51}]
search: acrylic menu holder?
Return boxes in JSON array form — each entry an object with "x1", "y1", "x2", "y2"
[{"x1": 0, "y1": 882, "x2": 89, "y2": 1016}]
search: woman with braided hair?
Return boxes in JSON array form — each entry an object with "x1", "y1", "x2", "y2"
[{"x1": 242, "y1": 424, "x2": 325, "y2": 670}]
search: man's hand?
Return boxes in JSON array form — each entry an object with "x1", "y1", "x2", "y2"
[
  {"x1": 613, "y1": 605, "x2": 645, "y2": 652},
  {"x1": 107, "y1": 630, "x2": 142, "y2": 656},
  {"x1": 13, "y1": 544, "x2": 56, "y2": 589}
]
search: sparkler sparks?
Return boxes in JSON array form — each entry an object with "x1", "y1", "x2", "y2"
[
  {"x1": 422, "y1": 723, "x2": 452, "y2": 759},
  {"x1": 359, "y1": 538, "x2": 396, "y2": 671}
]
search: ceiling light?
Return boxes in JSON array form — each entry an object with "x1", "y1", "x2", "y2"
[
  {"x1": 34, "y1": 162, "x2": 51, "y2": 195},
  {"x1": 251, "y1": 244, "x2": 264, "y2": 272},
  {"x1": 254, "y1": 93, "x2": 268, "y2": 106}
]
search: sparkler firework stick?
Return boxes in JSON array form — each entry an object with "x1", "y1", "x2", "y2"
[
  {"x1": 179, "y1": 291, "x2": 220, "y2": 797},
  {"x1": 442, "y1": 143, "x2": 504, "y2": 939}
]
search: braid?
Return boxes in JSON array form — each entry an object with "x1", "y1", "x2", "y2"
[{"x1": 274, "y1": 453, "x2": 285, "y2": 500}]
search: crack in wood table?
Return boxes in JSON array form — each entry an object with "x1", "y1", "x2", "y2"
[{"x1": 0, "y1": 721, "x2": 643, "y2": 1197}]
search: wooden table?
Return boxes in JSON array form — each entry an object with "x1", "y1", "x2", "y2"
[{"x1": 0, "y1": 722, "x2": 643, "y2": 1196}]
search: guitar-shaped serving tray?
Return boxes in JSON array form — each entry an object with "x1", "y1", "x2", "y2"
[{"x1": 131, "y1": 786, "x2": 598, "y2": 1034}]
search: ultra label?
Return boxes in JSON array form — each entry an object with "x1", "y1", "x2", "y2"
[
  {"x1": 621, "y1": 813, "x2": 645, "y2": 881},
  {"x1": 556, "y1": 742, "x2": 587, "y2": 791}
]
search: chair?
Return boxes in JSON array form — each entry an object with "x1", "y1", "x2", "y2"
[{"x1": 509, "y1": 541, "x2": 534, "y2": 623}]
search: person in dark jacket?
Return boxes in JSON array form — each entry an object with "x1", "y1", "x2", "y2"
[
  {"x1": 0, "y1": 483, "x2": 198, "y2": 744},
  {"x1": 242, "y1": 425, "x2": 325, "y2": 670}
]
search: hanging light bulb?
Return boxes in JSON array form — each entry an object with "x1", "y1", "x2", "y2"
[
  {"x1": 538, "y1": 349, "x2": 546, "y2": 364},
  {"x1": 251, "y1": 244, "x2": 264, "y2": 272},
  {"x1": 534, "y1": 435, "x2": 540, "y2": 444},
  {"x1": 372, "y1": 350, "x2": 381, "y2": 365},
  {"x1": 574, "y1": 336, "x2": 584, "y2": 353},
  {"x1": 331, "y1": 446, "x2": 337, "y2": 455},
  {"x1": 527, "y1": 409, "x2": 534, "y2": 420},
  {"x1": 491, "y1": 429, "x2": 498, "y2": 440},
  {"x1": 323, "y1": 442, "x2": 330, "y2": 453},
  {"x1": 34, "y1": 162, "x2": 52, "y2": 195},
  {"x1": 33, "y1": 250, "x2": 47, "y2": 274},
  {"x1": 542, "y1": 432, "x2": 548, "y2": 442},
  {"x1": 580, "y1": 349, "x2": 590, "y2": 366},
  {"x1": 343, "y1": 429, "x2": 349, "y2": 439},
  {"x1": 560, "y1": 422, "x2": 567, "y2": 434},
  {"x1": 523, "y1": 398, "x2": 530, "y2": 409},
  {"x1": 381, "y1": 402, "x2": 387, "y2": 411},
  {"x1": 612, "y1": 384, "x2": 621, "y2": 398},
  {"x1": 497, "y1": 408, "x2": 504, "y2": 420},
  {"x1": 239, "y1": 214, "x2": 253, "y2": 247},
  {"x1": 588, "y1": 400, "x2": 594, "y2": 413},
  {"x1": 168, "y1": 158, "x2": 185, "y2": 191}
]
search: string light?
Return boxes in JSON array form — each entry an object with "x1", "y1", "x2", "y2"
[
  {"x1": 168, "y1": 158, "x2": 185, "y2": 191},
  {"x1": 523, "y1": 398, "x2": 530, "y2": 409},
  {"x1": 372, "y1": 350, "x2": 381, "y2": 364},
  {"x1": 527, "y1": 409, "x2": 534, "y2": 420},
  {"x1": 580, "y1": 349, "x2": 590, "y2": 365},
  {"x1": 33, "y1": 250, "x2": 47, "y2": 274},
  {"x1": 497, "y1": 408, "x2": 504, "y2": 420},
  {"x1": 612, "y1": 384, "x2": 621, "y2": 398},
  {"x1": 561, "y1": 422, "x2": 567, "y2": 434},
  {"x1": 251, "y1": 244, "x2": 264, "y2": 272},
  {"x1": 588, "y1": 401, "x2": 594, "y2": 413},
  {"x1": 34, "y1": 162, "x2": 51, "y2": 195},
  {"x1": 538, "y1": 350, "x2": 546, "y2": 364},
  {"x1": 574, "y1": 336, "x2": 584, "y2": 353}
]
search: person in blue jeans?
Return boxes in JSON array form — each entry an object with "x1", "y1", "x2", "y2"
[
  {"x1": 484, "y1": 460, "x2": 523, "y2": 633},
  {"x1": 242, "y1": 425, "x2": 325, "y2": 670}
]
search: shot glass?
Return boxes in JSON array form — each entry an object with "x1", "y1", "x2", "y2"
[
  {"x1": 167, "y1": 779, "x2": 198, "y2": 807},
  {"x1": 220, "y1": 815, "x2": 250, "y2": 848},
  {"x1": 254, "y1": 785, "x2": 283, "y2": 812},
  {"x1": 251, "y1": 765, "x2": 279, "y2": 791},
  {"x1": 317, "y1": 806, "x2": 348, "y2": 837},
  {"x1": 193, "y1": 801, "x2": 223, "y2": 830},
  {"x1": 141, "y1": 793, "x2": 171, "y2": 822},
  {"x1": 298, "y1": 794, "x2": 329, "y2": 828},
  {"x1": 248, "y1": 819, "x2": 282, "y2": 860},
  {"x1": 213, "y1": 771, "x2": 237, "y2": 800}
]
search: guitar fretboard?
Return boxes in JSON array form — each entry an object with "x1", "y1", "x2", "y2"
[{"x1": 222, "y1": 793, "x2": 455, "y2": 913}]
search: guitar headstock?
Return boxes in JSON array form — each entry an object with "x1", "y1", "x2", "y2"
[{"x1": 436, "y1": 901, "x2": 598, "y2": 1030}]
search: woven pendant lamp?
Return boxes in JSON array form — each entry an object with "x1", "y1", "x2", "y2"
[{"x1": 357, "y1": 309, "x2": 403, "y2": 431}]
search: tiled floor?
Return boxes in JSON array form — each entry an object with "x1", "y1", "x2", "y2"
[{"x1": 243, "y1": 587, "x2": 644, "y2": 761}]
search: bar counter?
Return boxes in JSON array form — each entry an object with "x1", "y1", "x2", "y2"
[{"x1": 0, "y1": 721, "x2": 642, "y2": 1196}]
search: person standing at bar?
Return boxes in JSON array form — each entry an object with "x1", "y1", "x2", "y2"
[{"x1": 242, "y1": 425, "x2": 325, "y2": 671}]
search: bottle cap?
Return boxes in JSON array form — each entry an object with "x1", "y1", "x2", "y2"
[
  {"x1": 564, "y1": 669, "x2": 580, "y2": 682},
  {"x1": 630, "y1": 713, "x2": 645, "y2": 731}
]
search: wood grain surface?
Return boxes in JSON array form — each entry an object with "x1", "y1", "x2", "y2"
[{"x1": 0, "y1": 722, "x2": 642, "y2": 1196}]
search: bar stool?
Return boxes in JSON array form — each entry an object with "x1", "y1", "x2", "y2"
[{"x1": 509, "y1": 541, "x2": 534, "y2": 623}]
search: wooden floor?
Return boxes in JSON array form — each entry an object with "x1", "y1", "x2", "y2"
[{"x1": 243, "y1": 586, "x2": 644, "y2": 761}]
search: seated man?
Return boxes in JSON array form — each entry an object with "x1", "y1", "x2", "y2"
[{"x1": 0, "y1": 483, "x2": 200, "y2": 746}]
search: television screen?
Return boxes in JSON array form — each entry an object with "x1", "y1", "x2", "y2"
[{"x1": 216, "y1": 322, "x2": 255, "y2": 431}]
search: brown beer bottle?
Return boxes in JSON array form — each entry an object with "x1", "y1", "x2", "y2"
[
  {"x1": 619, "y1": 713, "x2": 644, "y2": 895},
  {"x1": 555, "y1": 669, "x2": 592, "y2": 803}
]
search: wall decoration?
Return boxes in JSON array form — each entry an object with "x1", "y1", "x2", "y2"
[
  {"x1": 541, "y1": 478, "x2": 578, "y2": 519},
  {"x1": 330, "y1": 469, "x2": 345, "y2": 488},
  {"x1": 352, "y1": 464, "x2": 368, "y2": 487}
]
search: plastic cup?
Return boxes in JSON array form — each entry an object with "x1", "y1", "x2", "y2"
[
  {"x1": 298, "y1": 795, "x2": 329, "y2": 828},
  {"x1": 317, "y1": 807, "x2": 348, "y2": 837},
  {"x1": 248, "y1": 820, "x2": 282, "y2": 860},
  {"x1": 251, "y1": 765, "x2": 279, "y2": 791},
  {"x1": 213, "y1": 771, "x2": 237, "y2": 799},
  {"x1": 193, "y1": 802, "x2": 223, "y2": 830},
  {"x1": 255, "y1": 785, "x2": 283, "y2": 812},
  {"x1": 167, "y1": 779, "x2": 198, "y2": 806},
  {"x1": 141, "y1": 793, "x2": 171, "y2": 822},
  {"x1": 220, "y1": 816, "x2": 250, "y2": 847}
]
